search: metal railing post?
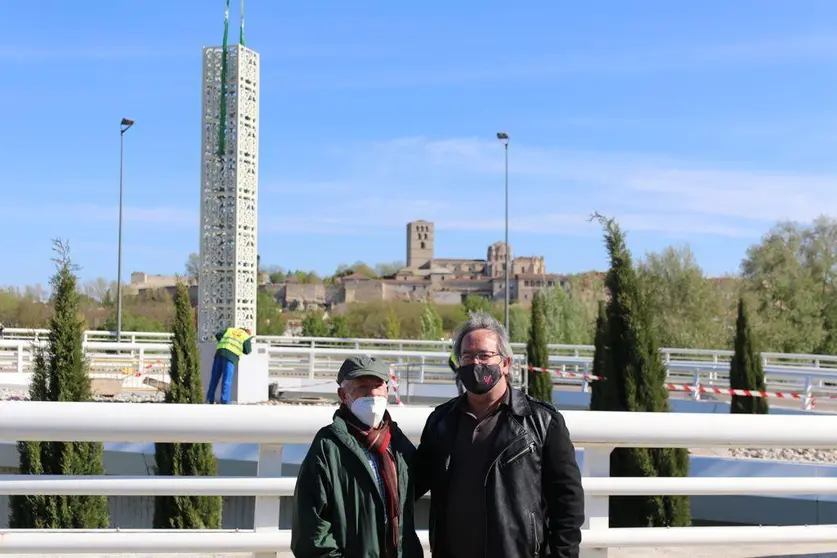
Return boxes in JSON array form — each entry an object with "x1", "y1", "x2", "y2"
[
  {"x1": 803, "y1": 376, "x2": 814, "y2": 410},
  {"x1": 254, "y1": 443, "x2": 284, "y2": 558},
  {"x1": 16, "y1": 343, "x2": 24, "y2": 374},
  {"x1": 308, "y1": 349, "x2": 315, "y2": 380},
  {"x1": 581, "y1": 362, "x2": 590, "y2": 393},
  {"x1": 581, "y1": 446, "x2": 613, "y2": 558},
  {"x1": 692, "y1": 370, "x2": 701, "y2": 401},
  {"x1": 138, "y1": 347, "x2": 145, "y2": 377}
]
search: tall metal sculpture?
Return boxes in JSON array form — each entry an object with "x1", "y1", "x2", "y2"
[{"x1": 198, "y1": 0, "x2": 260, "y2": 342}]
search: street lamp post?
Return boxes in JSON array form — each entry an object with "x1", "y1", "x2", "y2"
[
  {"x1": 116, "y1": 118, "x2": 135, "y2": 343},
  {"x1": 497, "y1": 131, "x2": 510, "y2": 331}
]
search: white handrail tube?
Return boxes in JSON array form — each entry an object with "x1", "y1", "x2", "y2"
[
  {"x1": 4, "y1": 402, "x2": 837, "y2": 448},
  {"x1": 0, "y1": 403, "x2": 836, "y2": 555},
  {"x1": 4, "y1": 475, "x2": 837, "y2": 498},
  {"x1": 0, "y1": 475, "x2": 295, "y2": 496}
]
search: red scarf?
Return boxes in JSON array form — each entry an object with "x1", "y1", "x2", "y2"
[{"x1": 340, "y1": 407, "x2": 400, "y2": 555}]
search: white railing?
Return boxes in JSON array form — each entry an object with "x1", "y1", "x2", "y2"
[
  {"x1": 7, "y1": 328, "x2": 837, "y2": 370},
  {"x1": 0, "y1": 402, "x2": 837, "y2": 555},
  {"x1": 3, "y1": 338, "x2": 837, "y2": 408},
  {"x1": 1, "y1": 328, "x2": 173, "y2": 345},
  {"x1": 0, "y1": 340, "x2": 171, "y2": 391}
]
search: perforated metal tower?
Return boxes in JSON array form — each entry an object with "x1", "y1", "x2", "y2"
[{"x1": 197, "y1": 36, "x2": 260, "y2": 342}]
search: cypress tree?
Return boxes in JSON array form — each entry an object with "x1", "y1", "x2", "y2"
[
  {"x1": 526, "y1": 291, "x2": 553, "y2": 401},
  {"x1": 592, "y1": 214, "x2": 690, "y2": 528},
  {"x1": 153, "y1": 281, "x2": 222, "y2": 529},
  {"x1": 10, "y1": 240, "x2": 110, "y2": 528},
  {"x1": 589, "y1": 300, "x2": 610, "y2": 410},
  {"x1": 729, "y1": 297, "x2": 769, "y2": 415}
]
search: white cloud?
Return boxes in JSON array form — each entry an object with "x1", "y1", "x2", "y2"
[
  {"x1": 11, "y1": 139, "x2": 832, "y2": 244},
  {"x1": 261, "y1": 136, "x2": 837, "y2": 239}
]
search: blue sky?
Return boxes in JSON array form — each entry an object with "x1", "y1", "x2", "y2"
[{"x1": 4, "y1": 0, "x2": 837, "y2": 288}]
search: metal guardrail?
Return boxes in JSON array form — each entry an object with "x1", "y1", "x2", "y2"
[
  {"x1": 0, "y1": 402, "x2": 837, "y2": 555},
  {"x1": 7, "y1": 328, "x2": 837, "y2": 369},
  {"x1": 1, "y1": 338, "x2": 835, "y2": 408}
]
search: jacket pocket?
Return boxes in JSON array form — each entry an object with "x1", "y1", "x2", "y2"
[{"x1": 501, "y1": 441, "x2": 536, "y2": 468}]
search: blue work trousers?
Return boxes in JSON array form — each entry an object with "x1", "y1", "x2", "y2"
[{"x1": 207, "y1": 354, "x2": 237, "y2": 404}]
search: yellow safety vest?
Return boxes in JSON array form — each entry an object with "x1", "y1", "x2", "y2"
[{"x1": 216, "y1": 327, "x2": 251, "y2": 357}]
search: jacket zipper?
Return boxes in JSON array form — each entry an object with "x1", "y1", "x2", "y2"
[
  {"x1": 482, "y1": 436, "x2": 536, "y2": 557},
  {"x1": 504, "y1": 442, "x2": 536, "y2": 467},
  {"x1": 531, "y1": 511, "x2": 540, "y2": 555},
  {"x1": 483, "y1": 434, "x2": 527, "y2": 487}
]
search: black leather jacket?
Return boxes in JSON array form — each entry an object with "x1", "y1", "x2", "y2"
[{"x1": 413, "y1": 388, "x2": 585, "y2": 558}]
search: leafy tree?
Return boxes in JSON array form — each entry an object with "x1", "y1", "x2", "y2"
[
  {"x1": 302, "y1": 311, "x2": 329, "y2": 337},
  {"x1": 287, "y1": 270, "x2": 321, "y2": 284},
  {"x1": 333, "y1": 261, "x2": 378, "y2": 280},
  {"x1": 339, "y1": 301, "x2": 464, "y2": 339},
  {"x1": 729, "y1": 297, "x2": 769, "y2": 414},
  {"x1": 102, "y1": 309, "x2": 170, "y2": 333},
  {"x1": 741, "y1": 220, "x2": 827, "y2": 353},
  {"x1": 541, "y1": 284, "x2": 589, "y2": 345},
  {"x1": 384, "y1": 305, "x2": 402, "y2": 339},
  {"x1": 374, "y1": 261, "x2": 404, "y2": 277},
  {"x1": 638, "y1": 245, "x2": 730, "y2": 350},
  {"x1": 592, "y1": 214, "x2": 690, "y2": 529},
  {"x1": 419, "y1": 303, "x2": 443, "y2": 341},
  {"x1": 507, "y1": 304, "x2": 531, "y2": 343},
  {"x1": 818, "y1": 292, "x2": 837, "y2": 355},
  {"x1": 256, "y1": 290, "x2": 285, "y2": 336},
  {"x1": 185, "y1": 252, "x2": 201, "y2": 282},
  {"x1": 589, "y1": 300, "x2": 610, "y2": 411},
  {"x1": 154, "y1": 282, "x2": 222, "y2": 528},
  {"x1": 463, "y1": 294, "x2": 492, "y2": 314},
  {"x1": 81, "y1": 278, "x2": 115, "y2": 303},
  {"x1": 9, "y1": 240, "x2": 110, "y2": 529},
  {"x1": 329, "y1": 315, "x2": 351, "y2": 338},
  {"x1": 526, "y1": 291, "x2": 552, "y2": 401}
]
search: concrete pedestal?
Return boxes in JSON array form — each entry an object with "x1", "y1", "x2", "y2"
[{"x1": 200, "y1": 341, "x2": 270, "y2": 404}]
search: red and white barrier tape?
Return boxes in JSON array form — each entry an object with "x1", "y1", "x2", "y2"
[
  {"x1": 526, "y1": 365, "x2": 812, "y2": 404},
  {"x1": 123, "y1": 360, "x2": 166, "y2": 378},
  {"x1": 664, "y1": 383, "x2": 810, "y2": 402},
  {"x1": 388, "y1": 367, "x2": 405, "y2": 406}
]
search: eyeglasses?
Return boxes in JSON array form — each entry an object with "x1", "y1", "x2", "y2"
[{"x1": 460, "y1": 351, "x2": 503, "y2": 364}]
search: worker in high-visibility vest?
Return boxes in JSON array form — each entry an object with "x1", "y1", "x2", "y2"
[
  {"x1": 206, "y1": 326, "x2": 253, "y2": 404},
  {"x1": 449, "y1": 351, "x2": 465, "y2": 396}
]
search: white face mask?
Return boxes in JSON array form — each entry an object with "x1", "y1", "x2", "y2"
[{"x1": 349, "y1": 396, "x2": 388, "y2": 428}]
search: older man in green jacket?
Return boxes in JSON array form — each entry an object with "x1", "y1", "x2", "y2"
[{"x1": 291, "y1": 355, "x2": 423, "y2": 558}]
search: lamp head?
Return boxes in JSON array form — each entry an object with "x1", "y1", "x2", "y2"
[{"x1": 496, "y1": 131, "x2": 509, "y2": 145}]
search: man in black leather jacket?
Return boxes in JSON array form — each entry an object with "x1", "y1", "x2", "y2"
[{"x1": 413, "y1": 311, "x2": 585, "y2": 558}]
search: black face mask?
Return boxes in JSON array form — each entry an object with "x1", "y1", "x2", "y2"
[{"x1": 457, "y1": 363, "x2": 503, "y2": 395}]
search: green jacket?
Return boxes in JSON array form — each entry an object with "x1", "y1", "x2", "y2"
[{"x1": 291, "y1": 412, "x2": 423, "y2": 558}]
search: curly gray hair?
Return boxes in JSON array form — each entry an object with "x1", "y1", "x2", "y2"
[{"x1": 452, "y1": 311, "x2": 514, "y2": 360}]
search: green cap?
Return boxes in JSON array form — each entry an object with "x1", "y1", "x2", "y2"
[{"x1": 336, "y1": 355, "x2": 391, "y2": 385}]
